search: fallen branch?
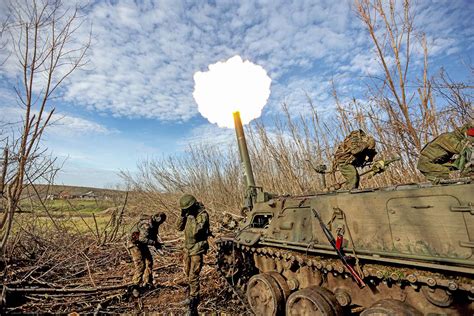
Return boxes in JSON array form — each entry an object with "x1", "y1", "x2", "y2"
[{"x1": 4, "y1": 282, "x2": 132, "y2": 294}]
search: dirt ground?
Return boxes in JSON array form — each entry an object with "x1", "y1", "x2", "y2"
[
  {"x1": 126, "y1": 240, "x2": 248, "y2": 315},
  {"x1": 2, "y1": 233, "x2": 248, "y2": 315}
]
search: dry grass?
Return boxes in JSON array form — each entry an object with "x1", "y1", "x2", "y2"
[{"x1": 122, "y1": 87, "x2": 471, "y2": 215}]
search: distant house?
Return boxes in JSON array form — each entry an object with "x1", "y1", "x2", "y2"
[{"x1": 80, "y1": 191, "x2": 98, "y2": 199}]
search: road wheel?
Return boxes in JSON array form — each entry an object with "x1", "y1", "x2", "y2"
[
  {"x1": 286, "y1": 286, "x2": 342, "y2": 316},
  {"x1": 246, "y1": 273, "x2": 285, "y2": 315},
  {"x1": 267, "y1": 271, "x2": 290, "y2": 302},
  {"x1": 421, "y1": 286, "x2": 453, "y2": 307}
]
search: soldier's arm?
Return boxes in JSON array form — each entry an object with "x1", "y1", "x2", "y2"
[
  {"x1": 194, "y1": 211, "x2": 209, "y2": 236},
  {"x1": 138, "y1": 223, "x2": 155, "y2": 245},
  {"x1": 176, "y1": 214, "x2": 186, "y2": 231}
]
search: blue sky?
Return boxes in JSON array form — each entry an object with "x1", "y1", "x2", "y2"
[{"x1": 0, "y1": 0, "x2": 473, "y2": 188}]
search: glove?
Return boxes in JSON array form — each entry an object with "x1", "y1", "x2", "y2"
[{"x1": 371, "y1": 160, "x2": 385, "y2": 174}]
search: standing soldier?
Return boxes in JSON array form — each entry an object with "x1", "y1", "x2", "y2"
[
  {"x1": 176, "y1": 194, "x2": 211, "y2": 316},
  {"x1": 417, "y1": 123, "x2": 474, "y2": 183},
  {"x1": 333, "y1": 129, "x2": 378, "y2": 189},
  {"x1": 128, "y1": 213, "x2": 166, "y2": 291}
]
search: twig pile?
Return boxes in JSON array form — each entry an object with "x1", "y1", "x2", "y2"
[{"x1": 1, "y1": 212, "x2": 247, "y2": 315}]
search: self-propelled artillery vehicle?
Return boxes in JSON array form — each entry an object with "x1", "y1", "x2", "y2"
[{"x1": 216, "y1": 112, "x2": 474, "y2": 315}]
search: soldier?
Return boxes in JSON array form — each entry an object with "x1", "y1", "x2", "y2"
[
  {"x1": 333, "y1": 129, "x2": 378, "y2": 189},
  {"x1": 417, "y1": 123, "x2": 474, "y2": 183},
  {"x1": 176, "y1": 194, "x2": 211, "y2": 316},
  {"x1": 128, "y1": 212, "x2": 166, "y2": 290}
]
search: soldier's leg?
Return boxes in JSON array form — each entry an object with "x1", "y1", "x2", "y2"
[
  {"x1": 188, "y1": 254, "x2": 203, "y2": 299},
  {"x1": 180, "y1": 252, "x2": 192, "y2": 307},
  {"x1": 183, "y1": 252, "x2": 192, "y2": 295},
  {"x1": 183, "y1": 252, "x2": 191, "y2": 278},
  {"x1": 339, "y1": 163, "x2": 359, "y2": 189},
  {"x1": 130, "y1": 245, "x2": 145, "y2": 285},
  {"x1": 142, "y1": 246, "x2": 153, "y2": 286},
  {"x1": 417, "y1": 157, "x2": 450, "y2": 183}
]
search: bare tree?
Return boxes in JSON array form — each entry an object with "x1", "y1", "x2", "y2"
[
  {"x1": 0, "y1": 0, "x2": 90, "y2": 254},
  {"x1": 434, "y1": 67, "x2": 473, "y2": 125},
  {"x1": 0, "y1": 15, "x2": 10, "y2": 66},
  {"x1": 354, "y1": 0, "x2": 440, "y2": 168}
]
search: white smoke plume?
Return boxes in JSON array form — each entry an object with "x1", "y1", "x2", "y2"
[{"x1": 193, "y1": 55, "x2": 271, "y2": 128}]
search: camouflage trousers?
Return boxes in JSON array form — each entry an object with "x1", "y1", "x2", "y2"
[
  {"x1": 338, "y1": 163, "x2": 359, "y2": 189},
  {"x1": 129, "y1": 244, "x2": 153, "y2": 286},
  {"x1": 417, "y1": 156, "x2": 452, "y2": 183},
  {"x1": 183, "y1": 253, "x2": 203, "y2": 298}
]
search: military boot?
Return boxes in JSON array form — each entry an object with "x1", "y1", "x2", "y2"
[{"x1": 184, "y1": 296, "x2": 199, "y2": 316}]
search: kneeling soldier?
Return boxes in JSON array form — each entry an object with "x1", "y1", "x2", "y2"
[
  {"x1": 333, "y1": 129, "x2": 377, "y2": 189},
  {"x1": 418, "y1": 123, "x2": 473, "y2": 183}
]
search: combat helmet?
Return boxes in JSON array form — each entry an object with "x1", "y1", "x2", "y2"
[
  {"x1": 179, "y1": 194, "x2": 197, "y2": 210},
  {"x1": 367, "y1": 136, "x2": 376, "y2": 149},
  {"x1": 360, "y1": 129, "x2": 376, "y2": 150}
]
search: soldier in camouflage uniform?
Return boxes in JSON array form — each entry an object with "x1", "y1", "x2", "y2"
[
  {"x1": 176, "y1": 194, "x2": 211, "y2": 316},
  {"x1": 417, "y1": 123, "x2": 474, "y2": 183},
  {"x1": 128, "y1": 213, "x2": 166, "y2": 289},
  {"x1": 333, "y1": 129, "x2": 377, "y2": 189}
]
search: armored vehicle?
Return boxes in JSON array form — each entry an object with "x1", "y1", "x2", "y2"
[{"x1": 216, "y1": 112, "x2": 474, "y2": 315}]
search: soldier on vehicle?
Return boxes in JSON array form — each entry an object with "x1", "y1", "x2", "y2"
[
  {"x1": 417, "y1": 123, "x2": 474, "y2": 183},
  {"x1": 176, "y1": 194, "x2": 211, "y2": 316},
  {"x1": 333, "y1": 129, "x2": 380, "y2": 189},
  {"x1": 128, "y1": 213, "x2": 166, "y2": 291}
]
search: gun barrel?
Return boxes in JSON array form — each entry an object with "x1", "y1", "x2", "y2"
[{"x1": 233, "y1": 111, "x2": 256, "y2": 189}]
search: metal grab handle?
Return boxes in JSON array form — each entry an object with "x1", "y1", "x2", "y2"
[
  {"x1": 450, "y1": 205, "x2": 474, "y2": 214},
  {"x1": 412, "y1": 205, "x2": 433, "y2": 209}
]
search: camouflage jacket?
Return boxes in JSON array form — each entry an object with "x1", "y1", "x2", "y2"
[
  {"x1": 334, "y1": 130, "x2": 377, "y2": 167},
  {"x1": 419, "y1": 130, "x2": 467, "y2": 165},
  {"x1": 176, "y1": 205, "x2": 210, "y2": 256},
  {"x1": 129, "y1": 217, "x2": 160, "y2": 247}
]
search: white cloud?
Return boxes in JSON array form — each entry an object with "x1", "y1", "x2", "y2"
[
  {"x1": 179, "y1": 123, "x2": 236, "y2": 148},
  {"x1": 48, "y1": 114, "x2": 116, "y2": 136},
  {"x1": 0, "y1": 105, "x2": 114, "y2": 136},
  {"x1": 55, "y1": 0, "x2": 359, "y2": 121},
  {"x1": 1, "y1": 0, "x2": 470, "y2": 125},
  {"x1": 341, "y1": 52, "x2": 389, "y2": 76}
]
